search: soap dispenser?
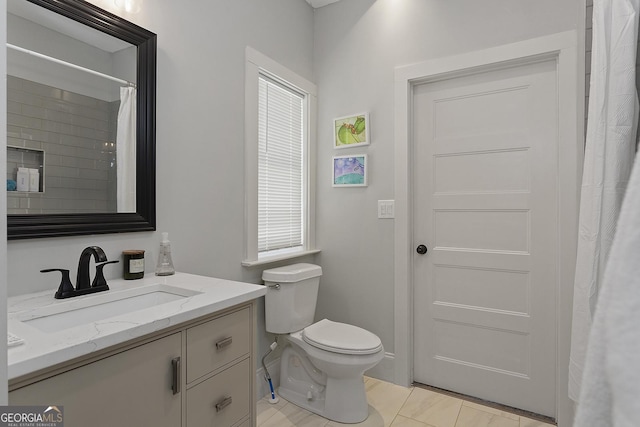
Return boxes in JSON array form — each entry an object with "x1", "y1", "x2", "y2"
[{"x1": 155, "y1": 232, "x2": 175, "y2": 276}]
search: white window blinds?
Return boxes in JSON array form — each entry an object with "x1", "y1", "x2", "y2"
[{"x1": 258, "y1": 75, "x2": 304, "y2": 254}]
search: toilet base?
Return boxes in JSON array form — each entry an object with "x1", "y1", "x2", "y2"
[
  {"x1": 278, "y1": 345, "x2": 370, "y2": 424},
  {"x1": 323, "y1": 376, "x2": 369, "y2": 423}
]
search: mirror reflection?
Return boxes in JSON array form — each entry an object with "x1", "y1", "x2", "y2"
[{"x1": 7, "y1": 0, "x2": 137, "y2": 214}]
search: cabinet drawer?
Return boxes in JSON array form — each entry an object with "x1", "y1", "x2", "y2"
[
  {"x1": 187, "y1": 306, "x2": 251, "y2": 382},
  {"x1": 186, "y1": 358, "x2": 250, "y2": 427}
]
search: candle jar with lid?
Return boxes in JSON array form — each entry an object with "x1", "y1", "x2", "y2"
[{"x1": 123, "y1": 250, "x2": 145, "y2": 280}]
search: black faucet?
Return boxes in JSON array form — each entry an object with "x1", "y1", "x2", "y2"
[
  {"x1": 76, "y1": 246, "x2": 107, "y2": 291},
  {"x1": 41, "y1": 246, "x2": 119, "y2": 299}
]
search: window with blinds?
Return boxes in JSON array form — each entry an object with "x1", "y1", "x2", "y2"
[{"x1": 258, "y1": 75, "x2": 305, "y2": 256}]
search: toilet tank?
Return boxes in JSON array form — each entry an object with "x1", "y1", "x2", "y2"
[{"x1": 262, "y1": 263, "x2": 323, "y2": 334}]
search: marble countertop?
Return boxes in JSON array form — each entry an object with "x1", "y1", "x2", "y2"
[{"x1": 7, "y1": 272, "x2": 266, "y2": 380}]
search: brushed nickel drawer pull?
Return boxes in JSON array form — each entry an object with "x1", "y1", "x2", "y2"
[
  {"x1": 215, "y1": 396, "x2": 233, "y2": 412},
  {"x1": 215, "y1": 336, "x2": 233, "y2": 350}
]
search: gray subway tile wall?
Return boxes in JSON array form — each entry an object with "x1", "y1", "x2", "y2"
[{"x1": 6, "y1": 75, "x2": 118, "y2": 214}]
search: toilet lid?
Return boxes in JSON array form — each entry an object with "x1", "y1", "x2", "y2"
[{"x1": 302, "y1": 319, "x2": 383, "y2": 355}]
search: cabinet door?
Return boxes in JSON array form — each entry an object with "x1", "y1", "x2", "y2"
[{"x1": 10, "y1": 333, "x2": 182, "y2": 427}]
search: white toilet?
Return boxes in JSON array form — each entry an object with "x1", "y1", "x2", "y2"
[{"x1": 263, "y1": 263, "x2": 384, "y2": 424}]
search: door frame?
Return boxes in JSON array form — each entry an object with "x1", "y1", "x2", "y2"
[{"x1": 393, "y1": 31, "x2": 582, "y2": 425}]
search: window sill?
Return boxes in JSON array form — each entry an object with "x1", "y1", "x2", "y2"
[{"x1": 241, "y1": 249, "x2": 321, "y2": 267}]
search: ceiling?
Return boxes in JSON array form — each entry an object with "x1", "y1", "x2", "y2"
[
  {"x1": 10, "y1": 0, "x2": 339, "y2": 50},
  {"x1": 306, "y1": 0, "x2": 341, "y2": 8}
]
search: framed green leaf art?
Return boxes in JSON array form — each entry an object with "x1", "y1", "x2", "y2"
[{"x1": 333, "y1": 113, "x2": 370, "y2": 149}]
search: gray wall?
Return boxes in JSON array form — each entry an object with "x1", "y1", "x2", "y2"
[
  {"x1": 312, "y1": 0, "x2": 581, "y2": 381},
  {"x1": 7, "y1": 0, "x2": 314, "y2": 288},
  {"x1": 4, "y1": 0, "x2": 583, "y2": 400},
  {"x1": 5, "y1": 0, "x2": 315, "y2": 375}
]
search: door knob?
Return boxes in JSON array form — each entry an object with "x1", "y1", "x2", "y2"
[{"x1": 416, "y1": 244, "x2": 428, "y2": 255}]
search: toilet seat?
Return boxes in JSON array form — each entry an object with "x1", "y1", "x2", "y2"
[{"x1": 302, "y1": 319, "x2": 383, "y2": 355}]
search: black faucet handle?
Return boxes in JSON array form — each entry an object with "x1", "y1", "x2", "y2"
[
  {"x1": 41, "y1": 268, "x2": 75, "y2": 299},
  {"x1": 92, "y1": 260, "x2": 120, "y2": 289}
]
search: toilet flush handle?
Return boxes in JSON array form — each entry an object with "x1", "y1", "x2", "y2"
[{"x1": 267, "y1": 283, "x2": 281, "y2": 290}]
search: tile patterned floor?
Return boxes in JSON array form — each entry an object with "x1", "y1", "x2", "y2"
[{"x1": 257, "y1": 377, "x2": 555, "y2": 427}]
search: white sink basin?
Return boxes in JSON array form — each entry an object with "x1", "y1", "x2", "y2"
[{"x1": 19, "y1": 284, "x2": 202, "y2": 333}]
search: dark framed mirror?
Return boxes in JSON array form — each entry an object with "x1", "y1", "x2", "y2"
[{"x1": 7, "y1": 0, "x2": 156, "y2": 239}]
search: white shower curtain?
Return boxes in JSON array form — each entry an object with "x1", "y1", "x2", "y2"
[
  {"x1": 116, "y1": 86, "x2": 137, "y2": 212},
  {"x1": 569, "y1": 0, "x2": 639, "y2": 403},
  {"x1": 574, "y1": 101, "x2": 640, "y2": 427}
]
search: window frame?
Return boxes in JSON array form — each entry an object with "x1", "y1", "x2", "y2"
[{"x1": 243, "y1": 47, "x2": 318, "y2": 266}]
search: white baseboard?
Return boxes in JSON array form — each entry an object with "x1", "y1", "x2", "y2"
[
  {"x1": 256, "y1": 357, "x2": 281, "y2": 401},
  {"x1": 255, "y1": 352, "x2": 396, "y2": 400},
  {"x1": 365, "y1": 352, "x2": 395, "y2": 383}
]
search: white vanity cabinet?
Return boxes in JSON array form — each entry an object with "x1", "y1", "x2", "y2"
[{"x1": 9, "y1": 302, "x2": 256, "y2": 427}]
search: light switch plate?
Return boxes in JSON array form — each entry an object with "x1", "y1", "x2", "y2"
[{"x1": 378, "y1": 200, "x2": 395, "y2": 219}]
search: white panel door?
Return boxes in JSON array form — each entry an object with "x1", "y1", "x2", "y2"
[{"x1": 412, "y1": 59, "x2": 558, "y2": 417}]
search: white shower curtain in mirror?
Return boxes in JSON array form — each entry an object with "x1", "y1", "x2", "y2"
[
  {"x1": 569, "y1": 0, "x2": 639, "y2": 403},
  {"x1": 117, "y1": 86, "x2": 136, "y2": 212}
]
